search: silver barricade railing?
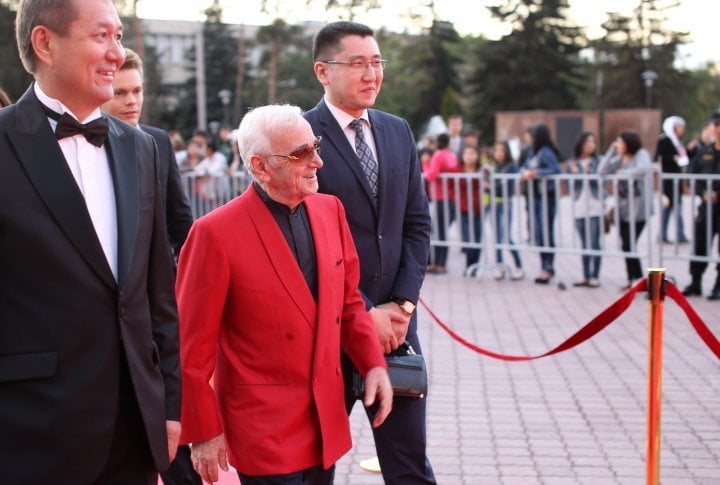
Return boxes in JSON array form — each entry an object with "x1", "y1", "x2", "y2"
[
  {"x1": 658, "y1": 172, "x2": 720, "y2": 266},
  {"x1": 181, "y1": 170, "x2": 251, "y2": 219},
  {"x1": 426, "y1": 167, "x2": 720, "y2": 275}
]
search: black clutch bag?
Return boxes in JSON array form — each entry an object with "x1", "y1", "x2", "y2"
[{"x1": 352, "y1": 342, "x2": 427, "y2": 399}]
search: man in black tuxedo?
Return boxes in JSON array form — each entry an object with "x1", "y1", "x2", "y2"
[
  {"x1": 0, "y1": 1, "x2": 181, "y2": 483},
  {"x1": 102, "y1": 48, "x2": 197, "y2": 484}
]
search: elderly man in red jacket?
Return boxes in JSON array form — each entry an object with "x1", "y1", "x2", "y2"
[{"x1": 176, "y1": 104, "x2": 392, "y2": 485}]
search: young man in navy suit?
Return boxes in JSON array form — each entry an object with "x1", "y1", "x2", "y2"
[
  {"x1": 304, "y1": 21, "x2": 435, "y2": 484},
  {"x1": 0, "y1": 1, "x2": 180, "y2": 482}
]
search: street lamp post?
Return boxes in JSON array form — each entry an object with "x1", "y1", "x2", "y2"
[
  {"x1": 218, "y1": 89, "x2": 232, "y2": 126},
  {"x1": 641, "y1": 70, "x2": 658, "y2": 108}
]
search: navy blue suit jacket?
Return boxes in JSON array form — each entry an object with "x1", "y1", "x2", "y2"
[
  {"x1": 140, "y1": 124, "x2": 193, "y2": 255},
  {"x1": 304, "y1": 99, "x2": 430, "y2": 339}
]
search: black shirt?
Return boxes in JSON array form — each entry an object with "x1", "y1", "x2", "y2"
[{"x1": 254, "y1": 182, "x2": 318, "y2": 300}]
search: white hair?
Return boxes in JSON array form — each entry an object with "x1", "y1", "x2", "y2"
[{"x1": 236, "y1": 104, "x2": 304, "y2": 181}]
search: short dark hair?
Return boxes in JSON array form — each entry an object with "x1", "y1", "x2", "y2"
[
  {"x1": 436, "y1": 133, "x2": 450, "y2": 149},
  {"x1": 313, "y1": 21, "x2": 374, "y2": 61},
  {"x1": 619, "y1": 130, "x2": 642, "y2": 155},
  {"x1": 16, "y1": 0, "x2": 79, "y2": 74}
]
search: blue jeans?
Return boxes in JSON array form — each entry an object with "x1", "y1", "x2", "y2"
[
  {"x1": 494, "y1": 202, "x2": 521, "y2": 267},
  {"x1": 532, "y1": 194, "x2": 556, "y2": 272},
  {"x1": 661, "y1": 204, "x2": 688, "y2": 241},
  {"x1": 460, "y1": 212, "x2": 482, "y2": 268},
  {"x1": 575, "y1": 216, "x2": 602, "y2": 279}
]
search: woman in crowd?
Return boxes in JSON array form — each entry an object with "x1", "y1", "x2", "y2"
[
  {"x1": 655, "y1": 116, "x2": 690, "y2": 244},
  {"x1": 490, "y1": 141, "x2": 524, "y2": 280},
  {"x1": 520, "y1": 124, "x2": 562, "y2": 284},
  {"x1": 599, "y1": 130, "x2": 653, "y2": 290},
  {"x1": 458, "y1": 145, "x2": 483, "y2": 275},
  {"x1": 567, "y1": 132, "x2": 603, "y2": 288},
  {"x1": 424, "y1": 133, "x2": 460, "y2": 274}
]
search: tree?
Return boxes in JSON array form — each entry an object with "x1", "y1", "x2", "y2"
[
  {"x1": 466, "y1": 0, "x2": 586, "y2": 142},
  {"x1": 590, "y1": 0, "x2": 691, "y2": 114},
  {"x1": 376, "y1": 20, "x2": 461, "y2": 137},
  {"x1": 175, "y1": 1, "x2": 238, "y2": 136}
]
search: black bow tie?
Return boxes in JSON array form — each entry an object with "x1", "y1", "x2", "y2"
[{"x1": 42, "y1": 105, "x2": 109, "y2": 148}]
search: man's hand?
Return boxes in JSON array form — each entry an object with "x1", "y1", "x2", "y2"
[
  {"x1": 166, "y1": 420, "x2": 181, "y2": 462},
  {"x1": 191, "y1": 434, "x2": 229, "y2": 484},
  {"x1": 370, "y1": 302, "x2": 410, "y2": 353},
  {"x1": 363, "y1": 366, "x2": 393, "y2": 428}
]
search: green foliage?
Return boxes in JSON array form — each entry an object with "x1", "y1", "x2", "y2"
[
  {"x1": 375, "y1": 20, "x2": 462, "y2": 138},
  {"x1": 466, "y1": 0, "x2": 586, "y2": 143}
]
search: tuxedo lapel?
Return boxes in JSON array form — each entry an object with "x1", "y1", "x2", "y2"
[
  {"x1": 8, "y1": 88, "x2": 116, "y2": 289},
  {"x1": 317, "y1": 101, "x2": 377, "y2": 210},
  {"x1": 106, "y1": 119, "x2": 138, "y2": 285},
  {"x1": 242, "y1": 186, "x2": 316, "y2": 329}
]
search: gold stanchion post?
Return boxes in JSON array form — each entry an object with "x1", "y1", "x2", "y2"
[{"x1": 646, "y1": 268, "x2": 666, "y2": 485}]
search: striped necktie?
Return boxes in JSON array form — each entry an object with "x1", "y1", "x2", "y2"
[{"x1": 350, "y1": 118, "x2": 378, "y2": 198}]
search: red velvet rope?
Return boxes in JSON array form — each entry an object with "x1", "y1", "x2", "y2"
[{"x1": 419, "y1": 278, "x2": 720, "y2": 361}]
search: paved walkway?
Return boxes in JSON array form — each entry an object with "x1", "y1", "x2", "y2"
[{"x1": 335, "y1": 240, "x2": 720, "y2": 484}]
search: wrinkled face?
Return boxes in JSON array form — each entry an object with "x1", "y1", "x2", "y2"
[
  {"x1": 102, "y1": 67, "x2": 143, "y2": 126},
  {"x1": 260, "y1": 122, "x2": 324, "y2": 209},
  {"x1": 314, "y1": 34, "x2": 383, "y2": 118},
  {"x1": 39, "y1": 0, "x2": 125, "y2": 119}
]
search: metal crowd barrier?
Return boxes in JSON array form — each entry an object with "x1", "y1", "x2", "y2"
[
  {"x1": 180, "y1": 171, "x2": 251, "y2": 219},
  {"x1": 426, "y1": 169, "x2": 720, "y2": 275}
]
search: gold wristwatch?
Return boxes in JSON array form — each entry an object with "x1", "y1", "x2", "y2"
[{"x1": 392, "y1": 297, "x2": 416, "y2": 316}]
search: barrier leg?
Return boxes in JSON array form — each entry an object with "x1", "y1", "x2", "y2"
[{"x1": 646, "y1": 268, "x2": 666, "y2": 485}]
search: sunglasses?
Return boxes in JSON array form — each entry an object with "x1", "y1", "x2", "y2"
[{"x1": 269, "y1": 136, "x2": 322, "y2": 163}]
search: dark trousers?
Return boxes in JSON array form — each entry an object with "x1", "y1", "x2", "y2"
[
  {"x1": 531, "y1": 194, "x2": 556, "y2": 272},
  {"x1": 342, "y1": 333, "x2": 436, "y2": 484},
  {"x1": 689, "y1": 207, "x2": 720, "y2": 285},
  {"x1": 432, "y1": 200, "x2": 455, "y2": 268},
  {"x1": 619, "y1": 219, "x2": 646, "y2": 281},
  {"x1": 238, "y1": 464, "x2": 334, "y2": 485},
  {"x1": 94, "y1": 354, "x2": 156, "y2": 485},
  {"x1": 460, "y1": 211, "x2": 482, "y2": 268},
  {"x1": 160, "y1": 445, "x2": 202, "y2": 485}
]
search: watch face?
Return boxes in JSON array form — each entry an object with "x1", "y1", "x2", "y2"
[{"x1": 402, "y1": 302, "x2": 416, "y2": 314}]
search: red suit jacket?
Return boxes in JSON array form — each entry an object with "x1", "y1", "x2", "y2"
[{"x1": 177, "y1": 184, "x2": 385, "y2": 475}]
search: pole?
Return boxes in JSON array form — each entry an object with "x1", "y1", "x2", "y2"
[
  {"x1": 646, "y1": 268, "x2": 666, "y2": 485},
  {"x1": 195, "y1": 29, "x2": 207, "y2": 131}
]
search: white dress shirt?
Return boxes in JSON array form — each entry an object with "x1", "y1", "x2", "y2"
[
  {"x1": 35, "y1": 83, "x2": 118, "y2": 280},
  {"x1": 324, "y1": 96, "x2": 379, "y2": 163}
]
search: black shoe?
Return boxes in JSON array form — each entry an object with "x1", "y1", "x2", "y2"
[
  {"x1": 708, "y1": 288, "x2": 720, "y2": 300},
  {"x1": 682, "y1": 284, "x2": 702, "y2": 297}
]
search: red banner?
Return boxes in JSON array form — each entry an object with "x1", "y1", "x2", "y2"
[{"x1": 419, "y1": 279, "x2": 720, "y2": 361}]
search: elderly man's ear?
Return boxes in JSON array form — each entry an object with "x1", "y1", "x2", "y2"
[{"x1": 250, "y1": 155, "x2": 272, "y2": 182}]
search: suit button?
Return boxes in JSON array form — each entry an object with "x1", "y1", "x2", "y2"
[
  {"x1": 377, "y1": 232, "x2": 383, "y2": 240},
  {"x1": 286, "y1": 332, "x2": 295, "y2": 340},
  {"x1": 372, "y1": 273, "x2": 380, "y2": 282},
  {"x1": 336, "y1": 317, "x2": 340, "y2": 324}
]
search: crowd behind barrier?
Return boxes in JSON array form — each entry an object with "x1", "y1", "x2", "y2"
[
  {"x1": 178, "y1": 168, "x2": 720, "y2": 282},
  {"x1": 425, "y1": 168, "x2": 720, "y2": 278}
]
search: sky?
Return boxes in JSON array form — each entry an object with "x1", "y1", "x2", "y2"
[{"x1": 135, "y1": 0, "x2": 715, "y2": 69}]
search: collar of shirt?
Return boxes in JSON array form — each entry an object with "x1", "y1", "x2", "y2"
[
  {"x1": 254, "y1": 181, "x2": 302, "y2": 214},
  {"x1": 323, "y1": 96, "x2": 378, "y2": 160},
  {"x1": 34, "y1": 82, "x2": 103, "y2": 128}
]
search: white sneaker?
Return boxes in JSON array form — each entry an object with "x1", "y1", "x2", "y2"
[
  {"x1": 494, "y1": 267, "x2": 506, "y2": 280},
  {"x1": 510, "y1": 267, "x2": 525, "y2": 280}
]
